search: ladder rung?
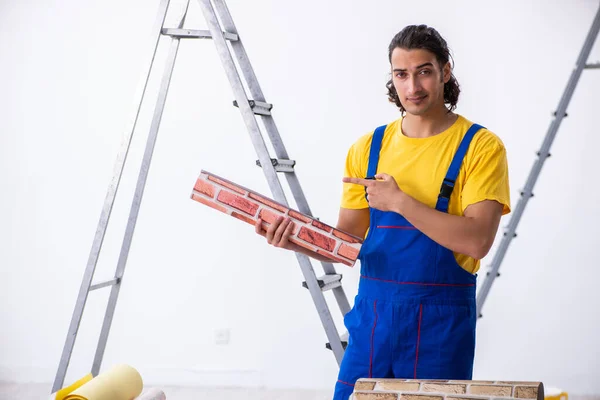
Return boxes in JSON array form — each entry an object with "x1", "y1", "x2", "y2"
[
  {"x1": 302, "y1": 274, "x2": 343, "y2": 291},
  {"x1": 161, "y1": 28, "x2": 238, "y2": 41},
  {"x1": 326, "y1": 331, "x2": 349, "y2": 351},
  {"x1": 256, "y1": 158, "x2": 296, "y2": 173},
  {"x1": 90, "y1": 278, "x2": 120, "y2": 291},
  {"x1": 233, "y1": 99, "x2": 273, "y2": 116},
  {"x1": 585, "y1": 63, "x2": 600, "y2": 69}
]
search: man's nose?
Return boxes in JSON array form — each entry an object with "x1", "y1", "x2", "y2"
[{"x1": 408, "y1": 75, "x2": 422, "y2": 94}]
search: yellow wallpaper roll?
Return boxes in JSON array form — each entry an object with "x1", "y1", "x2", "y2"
[
  {"x1": 54, "y1": 374, "x2": 93, "y2": 400},
  {"x1": 64, "y1": 364, "x2": 143, "y2": 400}
]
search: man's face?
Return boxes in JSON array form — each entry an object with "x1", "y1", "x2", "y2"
[{"x1": 390, "y1": 47, "x2": 450, "y2": 116}]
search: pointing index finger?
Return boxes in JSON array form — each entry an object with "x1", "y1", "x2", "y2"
[{"x1": 343, "y1": 176, "x2": 375, "y2": 187}]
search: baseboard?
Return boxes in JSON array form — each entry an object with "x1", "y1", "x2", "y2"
[{"x1": 0, "y1": 365, "x2": 263, "y2": 388}]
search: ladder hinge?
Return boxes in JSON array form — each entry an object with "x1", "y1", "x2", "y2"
[
  {"x1": 302, "y1": 274, "x2": 342, "y2": 292},
  {"x1": 256, "y1": 158, "x2": 296, "y2": 173},
  {"x1": 233, "y1": 99, "x2": 273, "y2": 116},
  {"x1": 552, "y1": 111, "x2": 568, "y2": 118},
  {"x1": 537, "y1": 151, "x2": 551, "y2": 158}
]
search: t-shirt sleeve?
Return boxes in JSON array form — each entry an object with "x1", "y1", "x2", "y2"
[
  {"x1": 461, "y1": 135, "x2": 511, "y2": 215},
  {"x1": 340, "y1": 136, "x2": 371, "y2": 209}
]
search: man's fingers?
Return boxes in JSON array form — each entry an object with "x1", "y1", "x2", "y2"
[
  {"x1": 273, "y1": 218, "x2": 291, "y2": 246},
  {"x1": 374, "y1": 173, "x2": 391, "y2": 181},
  {"x1": 265, "y1": 216, "x2": 282, "y2": 243},
  {"x1": 280, "y1": 218, "x2": 295, "y2": 247},
  {"x1": 342, "y1": 177, "x2": 372, "y2": 187},
  {"x1": 255, "y1": 218, "x2": 265, "y2": 236}
]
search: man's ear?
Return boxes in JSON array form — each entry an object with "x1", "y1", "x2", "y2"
[{"x1": 442, "y1": 62, "x2": 451, "y2": 83}]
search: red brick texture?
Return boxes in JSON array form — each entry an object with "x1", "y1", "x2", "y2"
[
  {"x1": 350, "y1": 379, "x2": 544, "y2": 400},
  {"x1": 190, "y1": 171, "x2": 363, "y2": 266}
]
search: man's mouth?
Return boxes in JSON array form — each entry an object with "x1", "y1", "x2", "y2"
[{"x1": 407, "y1": 95, "x2": 427, "y2": 103}]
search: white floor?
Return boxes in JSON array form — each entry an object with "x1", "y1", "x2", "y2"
[
  {"x1": 0, "y1": 382, "x2": 333, "y2": 400},
  {"x1": 3, "y1": 382, "x2": 599, "y2": 400}
]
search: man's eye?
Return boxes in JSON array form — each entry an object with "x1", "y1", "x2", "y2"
[{"x1": 420, "y1": 70, "x2": 431, "y2": 75}]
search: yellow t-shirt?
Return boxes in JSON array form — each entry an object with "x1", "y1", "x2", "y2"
[{"x1": 341, "y1": 114, "x2": 511, "y2": 274}]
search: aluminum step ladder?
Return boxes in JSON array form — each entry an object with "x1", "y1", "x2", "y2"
[
  {"x1": 476, "y1": 2, "x2": 600, "y2": 317},
  {"x1": 52, "y1": 0, "x2": 351, "y2": 392}
]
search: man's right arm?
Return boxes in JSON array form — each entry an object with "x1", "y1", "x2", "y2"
[
  {"x1": 255, "y1": 207, "x2": 370, "y2": 264},
  {"x1": 336, "y1": 207, "x2": 370, "y2": 239}
]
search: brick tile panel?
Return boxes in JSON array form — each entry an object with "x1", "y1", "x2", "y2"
[
  {"x1": 216, "y1": 190, "x2": 259, "y2": 216},
  {"x1": 207, "y1": 175, "x2": 246, "y2": 194},
  {"x1": 298, "y1": 227, "x2": 336, "y2": 252},
  {"x1": 354, "y1": 392, "x2": 399, "y2": 400},
  {"x1": 333, "y1": 229, "x2": 362, "y2": 243},
  {"x1": 338, "y1": 243, "x2": 360, "y2": 260},
  {"x1": 468, "y1": 385, "x2": 513, "y2": 397},
  {"x1": 355, "y1": 381, "x2": 377, "y2": 391},
  {"x1": 193, "y1": 179, "x2": 216, "y2": 198},
  {"x1": 231, "y1": 212, "x2": 255, "y2": 225},
  {"x1": 400, "y1": 395, "x2": 444, "y2": 400},
  {"x1": 422, "y1": 384, "x2": 467, "y2": 394},
  {"x1": 377, "y1": 382, "x2": 421, "y2": 392},
  {"x1": 258, "y1": 208, "x2": 280, "y2": 225},
  {"x1": 190, "y1": 194, "x2": 227, "y2": 213},
  {"x1": 191, "y1": 171, "x2": 363, "y2": 266},
  {"x1": 316, "y1": 249, "x2": 354, "y2": 266},
  {"x1": 312, "y1": 219, "x2": 333, "y2": 233},
  {"x1": 249, "y1": 192, "x2": 288, "y2": 213},
  {"x1": 289, "y1": 210, "x2": 312, "y2": 223},
  {"x1": 352, "y1": 379, "x2": 544, "y2": 400}
]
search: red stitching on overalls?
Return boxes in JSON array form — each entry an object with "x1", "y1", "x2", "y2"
[
  {"x1": 337, "y1": 379, "x2": 355, "y2": 387},
  {"x1": 361, "y1": 275, "x2": 475, "y2": 287},
  {"x1": 376, "y1": 225, "x2": 417, "y2": 230},
  {"x1": 369, "y1": 300, "x2": 378, "y2": 378},
  {"x1": 414, "y1": 304, "x2": 423, "y2": 378}
]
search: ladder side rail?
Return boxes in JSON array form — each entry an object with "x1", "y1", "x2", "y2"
[
  {"x1": 476, "y1": 4, "x2": 600, "y2": 316},
  {"x1": 91, "y1": 1, "x2": 192, "y2": 377},
  {"x1": 51, "y1": 0, "x2": 173, "y2": 391}
]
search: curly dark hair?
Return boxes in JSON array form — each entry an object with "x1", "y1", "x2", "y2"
[{"x1": 386, "y1": 25, "x2": 460, "y2": 113}]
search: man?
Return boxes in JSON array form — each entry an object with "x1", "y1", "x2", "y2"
[{"x1": 255, "y1": 24, "x2": 510, "y2": 400}]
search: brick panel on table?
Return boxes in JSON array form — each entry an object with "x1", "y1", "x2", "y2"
[
  {"x1": 351, "y1": 379, "x2": 544, "y2": 400},
  {"x1": 190, "y1": 170, "x2": 363, "y2": 266}
]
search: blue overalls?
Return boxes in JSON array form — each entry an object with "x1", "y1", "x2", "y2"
[{"x1": 333, "y1": 123, "x2": 483, "y2": 400}]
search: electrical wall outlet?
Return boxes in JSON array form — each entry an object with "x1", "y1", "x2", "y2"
[{"x1": 214, "y1": 328, "x2": 231, "y2": 345}]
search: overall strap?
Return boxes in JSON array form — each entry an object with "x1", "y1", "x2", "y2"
[
  {"x1": 435, "y1": 123, "x2": 484, "y2": 213},
  {"x1": 367, "y1": 125, "x2": 387, "y2": 178},
  {"x1": 365, "y1": 125, "x2": 387, "y2": 201}
]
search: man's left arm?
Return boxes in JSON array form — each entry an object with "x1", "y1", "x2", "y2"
[
  {"x1": 343, "y1": 174, "x2": 506, "y2": 260},
  {"x1": 395, "y1": 194, "x2": 504, "y2": 260}
]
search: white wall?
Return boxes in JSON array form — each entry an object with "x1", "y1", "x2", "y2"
[{"x1": 1, "y1": 0, "x2": 599, "y2": 395}]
